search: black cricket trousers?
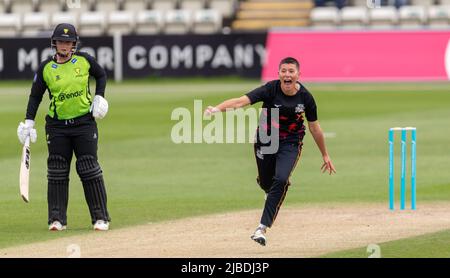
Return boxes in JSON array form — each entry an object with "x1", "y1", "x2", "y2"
[
  {"x1": 254, "y1": 142, "x2": 302, "y2": 228},
  {"x1": 45, "y1": 113, "x2": 110, "y2": 225}
]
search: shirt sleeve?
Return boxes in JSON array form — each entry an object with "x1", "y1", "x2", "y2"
[
  {"x1": 81, "y1": 52, "x2": 107, "y2": 97},
  {"x1": 245, "y1": 82, "x2": 272, "y2": 104},
  {"x1": 25, "y1": 63, "x2": 48, "y2": 120},
  {"x1": 304, "y1": 91, "x2": 318, "y2": 122}
]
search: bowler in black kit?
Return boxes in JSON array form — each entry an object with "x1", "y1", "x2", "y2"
[{"x1": 204, "y1": 57, "x2": 336, "y2": 246}]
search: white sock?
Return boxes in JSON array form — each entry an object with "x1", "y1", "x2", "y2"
[{"x1": 258, "y1": 224, "x2": 267, "y2": 231}]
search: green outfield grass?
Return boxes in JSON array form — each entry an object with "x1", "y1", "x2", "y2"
[
  {"x1": 321, "y1": 229, "x2": 450, "y2": 258},
  {"x1": 1, "y1": 79, "x2": 450, "y2": 255}
]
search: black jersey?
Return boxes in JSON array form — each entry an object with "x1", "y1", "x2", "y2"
[{"x1": 246, "y1": 80, "x2": 317, "y2": 144}]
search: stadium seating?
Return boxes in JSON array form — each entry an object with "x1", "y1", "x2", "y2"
[
  {"x1": 39, "y1": 0, "x2": 63, "y2": 13},
  {"x1": 209, "y1": 0, "x2": 238, "y2": 18},
  {"x1": 350, "y1": 0, "x2": 369, "y2": 7},
  {"x1": 0, "y1": 0, "x2": 6, "y2": 13},
  {"x1": 0, "y1": 13, "x2": 21, "y2": 36},
  {"x1": 232, "y1": 0, "x2": 311, "y2": 30},
  {"x1": 107, "y1": 10, "x2": 134, "y2": 35},
  {"x1": 64, "y1": 0, "x2": 96, "y2": 11},
  {"x1": 410, "y1": 0, "x2": 434, "y2": 6},
  {"x1": 123, "y1": 0, "x2": 149, "y2": 12},
  {"x1": 96, "y1": 0, "x2": 120, "y2": 12},
  {"x1": 10, "y1": 0, "x2": 38, "y2": 13},
  {"x1": 51, "y1": 12, "x2": 78, "y2": 28},
  {"x1": 152, "y1": 0, "x2": 178, "y2": 11},
  {"x1": 164, "y1": 9, "x2": 192, "y2": 34},
  {"x1": 399, "y1": 5, "x2": 427, "y2": 27},
  {"x1": 369, "y1": 6, "x2": 398, "y2": 27},
  {"x1": 21, "y1": 12, "x2": 49, "y2": 36},
  {"x1": 210, "y1": 0, "x2": 237, "y2": 18},
  {"x1": 181, "y1": 0, "x2": 207, "y2": 11},
  {"x1": 309, "y1": 1, "x2": 450, "y2": 28},
  {"x1": 135, "y1": 10, "x2": 163, "y2": 34},
  {"x1": 193, "y1": 9, "x2": 221, "y2": 33},
  {"x1": 310, "y1": 6, "x2": 340, "y2": 27},
  {"x1": 340, "y1": 6, "x2": 368, "y2": 26},
  {"x1": 0, "y1": 0, "x2": 449, "y2": 37},
  {"x1": 78, "y1": 11, "x2": 106, "y2": 36},
  {"x1": 428, "y1": 5, "x2": 450, "y2": 27}
]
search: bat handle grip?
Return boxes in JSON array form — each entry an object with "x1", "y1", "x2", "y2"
[{"x1": 24, "y1": 136, "x2": 30, "y2": 147}]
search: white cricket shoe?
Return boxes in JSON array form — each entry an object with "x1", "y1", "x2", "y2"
[
  {"x1": 251, "y1": 228, "x2": 266, "y2": 246},
  {"x1": 93, "y1": 220, "x2": 109, "y2": 231},
  {"x1": 49, "y1": 221, "x2": 66, "y2": 231}
]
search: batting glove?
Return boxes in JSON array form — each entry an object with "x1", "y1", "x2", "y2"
[
  {"x1": 90, "y1": 95, "x2": 109, "y2": 119},
  {"x1": 17, "y1": 119, "x2": 37, "y2": 145}
]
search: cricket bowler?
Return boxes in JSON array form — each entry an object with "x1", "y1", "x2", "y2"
[{"x1": 205, "y1": 57, "x2": 336, "y2": 246}]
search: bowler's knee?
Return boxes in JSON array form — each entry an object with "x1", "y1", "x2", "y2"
[
  {"x1": 257, "y1": 176, "x2": 272, "y2": 193},
  {"x1": 273, "y1": 175, "x2": 290, "y2": 187}
]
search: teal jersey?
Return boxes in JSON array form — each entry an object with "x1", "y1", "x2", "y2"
[{"x1": 26, "y1": 52, "x2": 106, "y2": 120}]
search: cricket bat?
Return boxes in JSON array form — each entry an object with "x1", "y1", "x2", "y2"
[{"x1": 19, "y1": 136, "x2": 30, "y2": 203}]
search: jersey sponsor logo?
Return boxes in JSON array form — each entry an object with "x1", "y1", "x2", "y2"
[
  {"x1": 71, "y1": 58, "x2": 77, "y2": 64},
  {"x1": 295, "y1": 104, "x2": 305, "y2": 113},
  {"x1": 57, "y1": 90, "x2": 84, "y2": 101},
  {"x1": 74, "y1": 67, "x2": 82, "y2": 77},
  {"x1": 51, "y1": 64, "x2": 58, "y2": 69}
]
